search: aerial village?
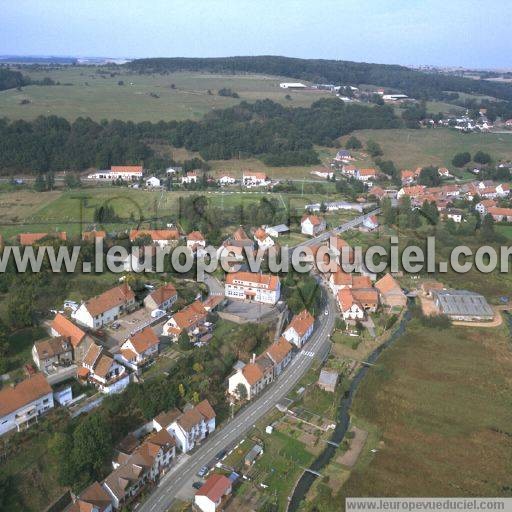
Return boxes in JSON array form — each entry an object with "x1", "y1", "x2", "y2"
[{"x1": 0, "y1": 144, "x2": 507, "y2": 512}]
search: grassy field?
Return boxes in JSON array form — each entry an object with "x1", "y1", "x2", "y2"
[
  {"x1": 0, "y1": 187, "x2": 348, "y2": 239},
  {"x1": 0, "y1": 67, "x2": 331, "y2": 122},
  {"x1": 340, "y1": 128, "x2": 512, "y2": 169},
  {"x1": 337, "y1": 321, "x2": 512, "y2": 500}
]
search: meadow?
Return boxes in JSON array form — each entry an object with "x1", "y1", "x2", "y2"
[
  {"x1": 341, "y1": 128, "x2": 512, "y2": 169},
  {"x1": 338, "y1": 321, "x2": 512, "y2": 500},
  {"x1": 0, "y1": 67, "x2": 331, "y2": 122}
]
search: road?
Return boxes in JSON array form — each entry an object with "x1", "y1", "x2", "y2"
[{"x1": 138, "y1": 210, "x2": 378, "y2": 512}]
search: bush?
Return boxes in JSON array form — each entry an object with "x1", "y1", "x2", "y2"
[{"x1": 452, "y1": 152, "x2": 471, "y2": 167}]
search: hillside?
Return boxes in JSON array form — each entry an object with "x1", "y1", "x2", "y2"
[{"x1": 126, "y1": 56, "x2": 512, "y2": 102}]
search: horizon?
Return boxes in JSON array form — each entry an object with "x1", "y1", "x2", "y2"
[{"x1": 2, "y1": 0, "x2": 511, "y2": 69}]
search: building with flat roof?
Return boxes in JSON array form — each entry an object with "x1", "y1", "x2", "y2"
[{"x1": 433, "y1": 289, "x2": 494, "y2": 321}]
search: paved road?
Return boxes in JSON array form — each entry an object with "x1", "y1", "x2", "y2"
[{"x1": 138, "y1": 210, "x2": 378, "y2": 512}]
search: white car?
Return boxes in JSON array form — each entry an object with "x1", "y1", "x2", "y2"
[{"x1": 324, "y1": 310, "x2": 329, "y2": 315}]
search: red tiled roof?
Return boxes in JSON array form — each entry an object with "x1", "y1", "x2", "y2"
[
  {"x1": 19, "y1": 232, "x2": 67, "y2": 245},
  {"x1": 128, "y1": 327, "x2": 159, "y2": 354},
  {"x1": 148, "y1": 283, "x2": 177, "y2": 306},
  {"x1": 195, "y1": 399, "x2": 216, "y2": 421},
  {"x1": 0, "y1": 373, "x2": 52, "y2": 417},
  {"x1": 242, "y1": 363, "x2": 264, "y2": 385},
  {"x1": 83, "y1": 283, "x2": 135, "y2": 317},
  {"x1": 196, "y1": 474, "x2": 231, "y2": 502},
  {"x1": 111, "y1": 165, "x2": 143, "y2": 173},
  {"x1": 226, "y1": 271, "x2": 280, "y2": 291},
  {"x1": 130, "y1": 229, "x2": 180, "y2": 242},
  {"x1": 82, "y1": 230, "x2": 106, "y2": 242},
  {"x1": 187, "y1": 231, "x2": 204, "y2": 241},
  {"x1": 375, "y1": 273, "x2": 402, "y2": 295},
  {"x1": 266, "y1": 337, "x2": 293, "y2": 364},
  {"x1": 171, "y1": 301, "x2": 207, "y2": 330},
  {"x1": 301, "y1": 214, "x2": 323, "y2": 226},
  {"x1": 286, "y1": 309, "x2": 314, "y2": 337},
  {"x1": 488, "y1": 207, "x2": 512, "y2": 216},
  {"x1": 51, "y1": 313, "x2": 86, "y2": 348}
]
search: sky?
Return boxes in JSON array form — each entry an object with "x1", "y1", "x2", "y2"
[{"x1": 1, "y1": 0, "x2": 511, "y2": 68}]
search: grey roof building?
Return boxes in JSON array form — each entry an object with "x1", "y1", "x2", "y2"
[
  {"x1": 433, "y1": 289, "x2": 494, "y2": 321},
  {"x1": 318, "y1": 369, "x2": 339, "y2": 393}
]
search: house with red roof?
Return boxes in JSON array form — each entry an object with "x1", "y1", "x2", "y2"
[
  {"x1": 337, "y1": 289, "x2": 364, "y2": 320},
  {"x1": 225, "y1": 271, "x2": 280, "y2": 304},
  {"x1": 87, "y1": 165, "x2": 143, "y2": 181},
  {"x1": 253, "y1": 227, "x2": 275, "y2": 249},
  {"x1": 194, "y1": 474, "x2": 232, "y2": 512},
  {"x1": 129, "y1": 229, "x2": 180, "y2": 248},
  {"x1": 301, "y1": 214, "x2": 326, "y2": 236},
  {"x1": 242, "y1": 171, "x2": 269, "y2": 188},
  {"x1": 18, "y1": 232, "x2": 67, "y2": 246},
  {"x1": 282, "y1": 309, "x2": 315, "y2": 348},
  {"x1": 117, "y1": 327, "x2": 160, "y2": 373},
  {"x1": 0, "y1": 373, "x2": 54, "y2": 436},
  {"x1": 143, "y1": 282, "x2": 178, "y2": 311},
  {"x1": 67, "y1": 481, "x2": 113, "y2": 512},
  {"x1": 50, "y1": 313, "x2": 94, "y2": 362},
  {"x1": 162, "y1": 300, "x2": 209, "y2": 341}
]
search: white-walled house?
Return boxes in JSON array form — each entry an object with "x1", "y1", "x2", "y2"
[
  {"x1": 117, "y1": 327, "x2": 160, "y2": 373},
  {"x1": 181, "y1": 171, "x2": 198, "y2": 184},
  {"x1": 194, "y1": 474, "x2": 232, "y2": 512},
  {"x1": 242, "y1": 172, "x2": 270, "y2": 187},
  {"x1": 72, "y1": 283, "x2": 136, "y2": 330},
  {"x1": 145, "y1": 176, "x2": 161, "y2": 188},
  {"x1": 88, "y1": 165, "x2": 143, "y2": 181},
  {"x1": 225, "y1": 271, "x2": 280, "y2": 304},
  {"x1": 282, "y1": 309, "x2": 315, "y2": 348},
  {"x1": 301, "y1": 214, "x2": 326, "y2": 236},
  {"x1": 32, "y1": 336, "x2": 73, "y2": 372},
  {"x1": 129, "y1": 228, "x2": 180, "y2": 247},
  {"x1": 186, "y1": 231, "x2": 206, "y2": 252},
  {"x1": 253, "y1": 227, "x2": 275, "y2": 249},
  {"x1": 144, "y1": 282, "x2": 178, "y2": 311},
  {"x1": 0, "y1": 373, "x2": 54, "y2": 436},
  {"x1": 166, "y1": 400, "x2": 216, "y2": 453},
  {"x1": 337, "y1": 289, "x2": 364, "y2": 320},
  {"x1": 80, "y1": 344, "x2": 130, "y2": 394},
  {"x1": 218, "y1": 174, "x2": 236, "y2": 186}
]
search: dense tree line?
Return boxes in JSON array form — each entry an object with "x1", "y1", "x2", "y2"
[
  {"x1": 0, "y1": 68, "x2": 30, "y2": 91},
  {"x1": 126, "y1": 56, "x2": 512, "y2": 102},
  {"x1": 0, "y1": 98, "x2": 399, "y2": 173}
]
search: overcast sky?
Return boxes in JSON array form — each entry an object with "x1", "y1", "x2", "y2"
[{"x1": 2, "y1": 0, "x2": 511, "y2": 68}]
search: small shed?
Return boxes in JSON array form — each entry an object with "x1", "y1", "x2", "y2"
[
  {"x1": 244, "y1": 444, "x2": 263, "y2": 466},
  {"x1": 318, "y1": 369, "x2": 339, "y2": 393}
]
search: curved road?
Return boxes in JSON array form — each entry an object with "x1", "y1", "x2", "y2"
[{"x1": 139, "y1": 209, "x2": 379, "y2": 512}]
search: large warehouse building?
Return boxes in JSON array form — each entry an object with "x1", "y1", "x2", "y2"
[{"x1": 433, "y1": 289, "x2": 494, "y2": 322}]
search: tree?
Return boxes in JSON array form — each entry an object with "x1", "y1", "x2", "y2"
[
  {"x1": 236, "y1": 383, "x2": 248, "y2": 400},
  {"x1": 481, "y1": 213, "x2": 496, "y2": 242},
  {"x1": 366, "y1": 140, "x2": 383, "y2": 158},
  {"x1": 418, "y1": 166, "x2": 440, "y2": 187},
  {"x1": 178, "y1": 331, "x2": 192, "y2": 350},
  {"x1": 473, "y1": 150, "x2": 491, "y2": 165},
  {"x1": 46, "y1": 171, "x2": 55, "y2": 191},
  {"x1": 345, "y1": 136, "x2": 362, "y2": 150},
  {"x1": 381, "y1": 197, "x2": 396, "y2": 226},
  {"x1": 34, "y1": 173, "x2": 46, "y2": 192},
  {"x1": 64, "y1": 172, "x2": 81, "y2": 189},
  {"x1": 452, "y1": 152, "x2": 471, "y2": 168}
]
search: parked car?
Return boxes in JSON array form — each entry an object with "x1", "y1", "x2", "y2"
[
  {"x1": 192, "y1": 482, "x2": 203, "y2": 490},
  {"x1": 215, "y1": 450, "x2": 227, "y2": 461},
  {"x1": 197, "y1": 466, "x2": 209, "y2": 477}
]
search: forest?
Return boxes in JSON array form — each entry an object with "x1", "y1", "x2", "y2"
[
  {"x1": 125, "y1": 55, "x2": 512, "y2": 102},
  {"x1": 0, "y1": 98, "x2": 400, "y2": 174}
]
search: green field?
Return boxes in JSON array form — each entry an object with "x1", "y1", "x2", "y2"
[
  {"x1": 341, "y1": 128, "x2": 512, "y2": 169},
  {"x1": 0, "y1": 67, "x2": 331, "y2": 122},
  {"x1": 338, "y1": 322, "x2": 512, "y2": 500}
]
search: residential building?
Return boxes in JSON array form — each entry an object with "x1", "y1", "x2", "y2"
[
  {"x1": 79, "y1": 344, "x2": 130, "y2": 394},
  {"x1": 67, "y1": 481, "x2": 113, "y2": 512},
  {"x1": 225, "y1": 271, "x2": 280, "y2": 304},
  {"x1": 87, "y1": 165, "x2": 143, "y2": 181},
  {"x1": 445, "y1": 209, "x2": 463, "y2": 223},
  {"x1": 355, "y1": 168, "x2": 376, "y2": 182},
  {"x1": 375, "y1": 273, "x2": 407, "y2": 308},
  {"x1": 340, "y1": 165, "x2": 358, "y2": 177},
  {"x1": 337, "y1": 288, "x2": 364, "y2": 320},
  {"x1": 362, "y1": 215, "x2": 379, "y2": 230},
  {"x1": 145, "y1": 176, "x2": 161, "y2": 188},
  {"x1": 242, "y1": 172, "x2": 269, "y2": 187},
  {"x1": 433, "y1": 289, "x2": 494, "y2": 321},
  {"x1": 102, "y1": 429, "x2": 176, "y2": 509},
  {"x1": 264, "y1": 224, "x2": 289, "y2": 237},
  {"x1": 18, "y1": 231, "x2": 67, "y2": 246},
  {"x1": 265, "y1": 337, "x2": 293, "y2": 375},
  {"x1": 282, "y1": 309, "x2": 315, "y2": 348},
  {"x1": 144, "y1": 282, "x2": 178, "y2": 311},
  {"x1": 318, "y1": 369, "x2": 339, "y2": 393},
  {"x1": 72, "y1": 283, "x2": 136, "y2": 330},
  {"x1": 253, "y1": 227, "x2": 275, "y2": 249},
  {"x1": 475, "y1": 199, "x2": 497, "y2": 215},
  {"x1": 129, "y1": 229, "x2": 180, "y2": 247},
  {"x1": 166, "y1": 400, "x2": 216, "y2": 453},
  {"x1": 117, "y1": 327, "x2": 160, "y2": 372},
  {"x1": 334, "y1": 149, "x2": 354, "y2": 162},
  {"x1": 351, "y1": 288, "x2": 379, "y2": 312},
  {"x1": 301, "y1": 214, "x2": 326, "y2": 236},
  {"x1": 187, "y1": 231, "x2": 206, "y2": 252},
  {"x1": 162, "y1": 301, "x2": 208, "y2": 340},
  {"x1": 32, "y1": 336, "x2": 73, "y2": 373},
  {"x1": 487, "y1": 207, "x2": 512, "y2": 222},
  {"x1": 50, "y1": 313, "x2": 94, "y2": 363},
  {"x1": 279, "y1": 82, "x2": 307, "y2": 89},
  {"x1": 218, "y1": 174, "x2": 236, "y2": 186},
  {"x1": 181, "y1": 171, "x2": 198, "y2": 184},
  {"x1": 194, "y1": 474, "x2": 232, "y2": 512},
  {"x1": 0, "y1": 373, "x2": 54, "y2": 436}
]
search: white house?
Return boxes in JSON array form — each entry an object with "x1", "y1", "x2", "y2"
[
  {"x1": 186, "y1": 231, "x2": 206, "y2": 252},
  {"x1": 72, "y1": 283, "x2": 136, "y2": 330},
  {"x1": 362, "y1": 215, "x2": 379, "y2": 231},
  {"x1": 445, "y1": 209, "x2": 463, "y2": 223},
  {"x1": 194, "y1": 474, "x2": 232, "y2": 512},
  {"x1": 80, "y1": 344, "x2": 130, "y2": 394},
  {"x1": 355, "y1": 168, "x2": 376, "y2": 182},
  {"x1": 181, "y1": 171, "x2": 198, "y2": 184},
  {"x1": 475, "y1": 200, "x2": 496, "y2": 216},
  {"x1": 144, "y1": 282, "x2": 178, "y2": 311},
  {"x1": 337, "y1": 289, "x2": 364, "y2": 320},
  {"x1": 117, "y1": 327, "x2": 160, "y2": 373},
  {"x1": 242, "y1": 172, "x2": 269, "y2": 188},
  {"x1": 217, "y1": 174, "x2": 236, "y2": 186},
  {"x1": 166, "y1": 400, "x2": 216, "y2": 453},
  {"x1": 32, "y1": 336, "x2": 73, "y2": 373},
  {"x1": 282, "y1": 309, "x2": 315, "y2": 348},
  {"x1": 88, "y1": 165, "x2": 143, "y2": 181},
  {"x1": 301, "y1": 214, "x2": 326, "y2": 236},
  {"x1": 253, "y1": 227, "x2": 275, "y2": 249},
  {"x1": 0, "y1": 373, "x2": 54, "y2": 436},
  {"x1": 225, "y1": 271, "x2": 280, "y2": 304},
  {"x1": 279, "y1": 82, "x2": 307, "y2": 89},
  {"x1": 129, "y1": 228, "x2": 180, "y2": 247},
  {"x1": 145, "y1": 176, "x2": 161, "y2": 188}
]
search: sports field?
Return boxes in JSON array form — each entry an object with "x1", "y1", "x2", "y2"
[{"x1": 0, "y1": 67, "x2": 331, "y2": 122}]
